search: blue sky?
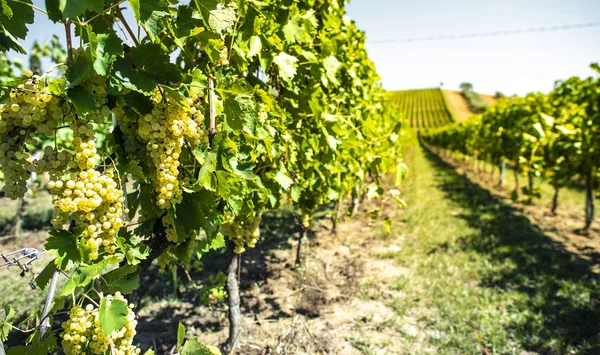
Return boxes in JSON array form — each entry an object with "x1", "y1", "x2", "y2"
[
  {"x1": 8, "y1": 0, "x2": 600, "y2": 96},
  {"x1": 346, "y1": 0, "x2": 600, "y2": 95}
]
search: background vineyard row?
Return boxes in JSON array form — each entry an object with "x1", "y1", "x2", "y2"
[{"x1": 388, "y1": 88, "x2": 454, "y2": 129}]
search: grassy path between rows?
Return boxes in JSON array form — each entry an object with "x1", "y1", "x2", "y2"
[{"x1": 384, "y1": 143, "x2": 600, "y2": 354}]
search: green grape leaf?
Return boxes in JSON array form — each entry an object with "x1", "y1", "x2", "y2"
[
  {"x1": 282, "y1": 11, "x2": 314, "y2": 44},
  {"x1": 0, "y1": 0, "x2": 34, "y2": 40},
  {"x1": 45, "y1": 0, "x2": 62, "y2": 22},
  {"x1": 67, "y1": 86, "x2": 96, "y2": 115},
  {"x1": 119, "y1": 160, "x2": 146, "y2": 183},
  {"x1": 383, "y1": 216, "x2": 392, "y2": 235},
  {"x1": 45, "y1": 229, "x2": 81, "y2": 271},
  {"x1": 0, "y1": 31, "x2": 25, "y2": 54},
  {"x1": 224, "y1": 94, "x2": 256, "y2": 133},
  {"x1": 113, "y1": 43, "x2": 182, "y2": 94},
  {"x1": 273, "y1": 53, "x2": 298, "y2": 84},
  {"x1": 196, "y1": 150, "x2": 217, "y2": 191},
  {"x1": 215, "y1": 170, "x2": 231, "y2": 198},
  {"x1": 137, "y1": 0, "x2": 170, "y2": 40},
  {"x1": 233, "y1": 161, "x2": 255, "y2": 180},
  {"x1": 186, "y1": 69, "x2": 208, "y2": 96},
  {"x1": 47, "y1": 77, "x2": 68, "y2": 96},
  {"x1": 365, "y1": 183, "x2": 383, "y2": 200},
  {"x1": 129, "y1": 0, "x2": 140, "y2": 21},
  {"x1": 94, "y1": 31, "x2": 123, "y2": 76},
  {"x1": 539, "y1": 112, "x2": 554, "y2": 127},
  {"x1": 177, "y1": 322, "x2": 186, "y2": 350},
  {"x1": 143, "y1": 350, "x2": 156, "y2": 355},
  {"x1": 389, "y1": 189, "x2": 407, "y2": 208},
  {"x1": 101, "y1": 265, "x2": 140, "y2": 295},
  {"x1": 209, "y1": 233, "x2": 226, "y2": 250},
  {"x1": 195, "y1": 0, "x2": 237, "y2": 35},
  {"x1": 58, "y1": 0, "x2": 103, "y2": 19},
  {"x1": 99, "y1": 298, "x2": 128, "y2": 336},
  {"x1": 274, "y1": 170, "x2": 293, "y2": 190},
  {"x1": 137, "y1": 183, "x2": 162, "y2": 224},
  {"x1": 174, "y1": 4, "x2": 203, "y2": 40},
  {"x1": 6, "y1": 332, "x2": 57, "y2": 354},
  {"x1": 0, "y1": 0, "x2": 13, "y2": 18},
  {"x1": 120, "y1": 91, "x2": 154, "y2": 116},
  {"x1": 67, "y1": 54, "x2": 93, "y2": 89},
  {"x1": 59, "y1": 256, "x2": 123, "y2": 298},
  {"x1": 326, "y1": 134, "x2": 338, "y2": 150},
  {"x1": 182, "y1": 337, "x2": 222, "y2": 355},
  {"x1": 394, "y1": 163, "x2": 408, "y2": 186},
  {"x1": 247, "y1": 36, "x2": 261, "y2": 58},
  {"x1": 35, "y1": 261, "x2": 57, "y2": 291},
  {"x1": 323, "y1": 55, "x2": 341, "y2": 87},
  {"x1": 1, "y1": 305, "x2": 15, "y2": 342},
  {"x1": 176, "y1": 190, "x2": 220, "y2": 238},
  {"x1": 290, "y1": 185, "x2": 301, "y2": 203},
  {"x1": 116, "y1": 238, "x2": 150, "y2": 266}
]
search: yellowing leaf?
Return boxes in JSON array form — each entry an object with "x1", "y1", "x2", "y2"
[{"x1": 273, "y1": 53, "x2": 298, "y2": 84}]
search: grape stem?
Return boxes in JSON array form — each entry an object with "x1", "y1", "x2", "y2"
[
  {"x1": 64, "y1": 19, "x2": 74, "y2": 66},
  {"x1": 114, "y1": 4, "x2": 139, "y2": 46},
  {"x1": 79, "y1": 1, "x2": 126, "y2": 26},
  {"x1": 208, "y1": 74, "x2": 218, "y2": 139},
  {"x1": 11, "y1": 0, "x2": 47, "y2": 15},
  {"x1": 109, "y1": 339, "x2": 116, "y2": 355},
  {"x1": 82, "y1": 293, "x2": 100, "y2": 307},
  {"x1": 95, "y1": 277, "x2": 103, "y2": 299}
]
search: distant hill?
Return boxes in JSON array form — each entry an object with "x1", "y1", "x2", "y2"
[
  {"x1": 388, "y1": 88, "x2": 454, "y2": 129},
  {"x1": 388, "y1": 88, "x2": 498, "y2": 128}
]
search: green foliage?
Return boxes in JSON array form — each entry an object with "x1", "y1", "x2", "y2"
[
  {"x1": 425, "y1": 66, "x2": 600, "y2": 211},
  {"x1": 45, "y1": 229, "x2": 82, "y2": 271},
  {"x1": 98, "y1": 298, "x2": 128, "y2": 336},
  {"x1": 0, "y1": 0, "x2": 34, "y2": 53},
  {"x1": 459, "y1": 82, "x2": 473, "y2": 91},
  {"x1": 0, "y1": 0, "x2": 408, "y2": 352},
  {"x1": 0, "y1": 305, "x2": 15, "y2": 341},
  {"x1": 462, "y1": 89, "x2": 488, "y2": 113},
  {"x1": 182, "y1": 337, "x2": 222, "y2": 355},
  {"x1": 200, "y1": 272, "x2": 227, "y2": 305}
]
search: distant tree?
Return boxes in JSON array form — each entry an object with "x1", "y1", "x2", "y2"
[
  {"x1": 440, "y1": 82, "x2": 444, "y2": 87},
  {"x1": 495, "y1": 91, "x2": 506, "y2": 99},
  {"x1": 459, "y1": 82, "x2": 473, "y2": 92}
]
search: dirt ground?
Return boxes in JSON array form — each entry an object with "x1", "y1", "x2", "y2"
[
  {"x1": 132, "y1": 195, "x2": 415, "y2": 355},
  {"x1": 479, "y1": 94, "x2": 497, "y2": 106},
  {"x1": 442, "y1": 90, "x2": 473, "y2": 122},
  {"x1": 442, "y1": 90, "x2": 498, "y2": 123}
]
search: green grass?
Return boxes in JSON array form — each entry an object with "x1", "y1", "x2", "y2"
[
  {"x1": 0, "y1": 191, "x2": 54, "y2": 232},
  {"x1": 383, "y1": 143, "x2": 600, "y2": 354},
  {"x1": 447, "y1": 152, "x2": 590, "y2": 223}
]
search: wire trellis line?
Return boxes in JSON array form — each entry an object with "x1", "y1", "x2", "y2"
[{"x1": 367, "y1": 22, "x2": 600, "y2": 44}]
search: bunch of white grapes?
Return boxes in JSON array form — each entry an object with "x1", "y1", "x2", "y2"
[
  {"x1": 61, "y1": 293, "x2": 141, "y2": 355},
  {"x1": 113, "y1": 106, "x2": 144, "y2": 157},
  {"x1": 48, "y1": 126, "x2": 127, "y2": 260},
  {"x1": 220, "y1": 212, "x2": 262, "y2": 254},
  {"x1": 83, "y1": 75, "x2": 111, "y2": 124},
  {"x1": 137, "y1": 90, "x2": 205, "y2": 209},
  {"x1": 0, "y1": 74, "x2": 72, "y2": 198}
]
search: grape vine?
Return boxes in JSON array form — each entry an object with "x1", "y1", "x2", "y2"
[
  {"x1": 0, "y1": 0, "x2": 408, "y2": 354},
  {"x1": 424, "y1": 64, "x2": 600, "y2": 230}
]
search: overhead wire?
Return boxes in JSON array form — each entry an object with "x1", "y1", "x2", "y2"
[{"x1": 367, "y1": 22, "x2": 600, "y2": 44}]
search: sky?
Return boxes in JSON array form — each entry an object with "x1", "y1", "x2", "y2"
[
  {"x1": 7, "y1": 0, "x2": 600, "y2": 96},
  {"x1": 346, "y1": 0, "x2": 600, "y2": 95}
]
